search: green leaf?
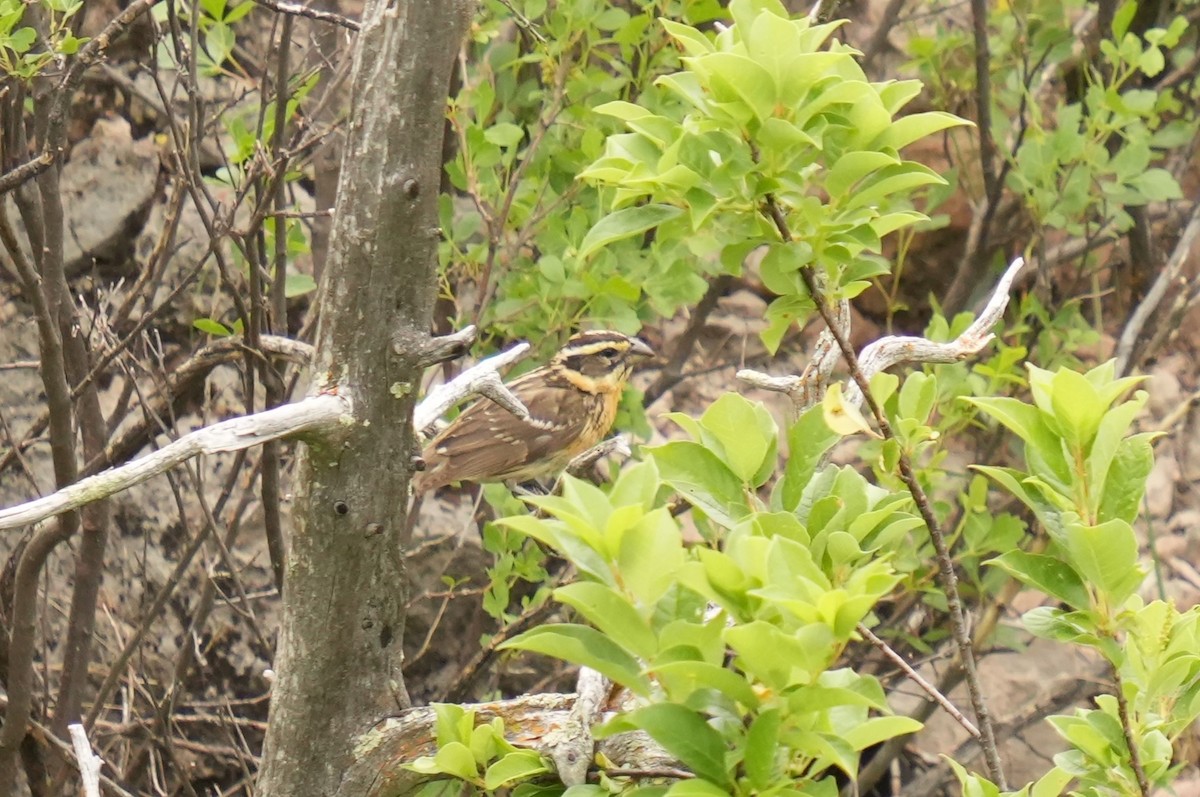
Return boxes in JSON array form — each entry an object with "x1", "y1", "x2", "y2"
[
  {"x1": 500, "y1": 624, "x2": 652, "y2": 695},
  {"x1": 744, "y1": 709, "x2": 782, "y2": 789},
  {"x1": 843, "y1": 162, "x2": 944, "y2": 210},
  {"x1": 619, "y1": 508, "x2": 687, "y2": 604},
  {"x1": 484, "y1": 122, "x2": 525, "y2": 147},
  {"x1": 579, "y1": 205, "x2": 683, "y2": 260},
  {"x1": 1111, "y1": 0, "x2": 1137, "y2": 36},
  {"x1": 203, "y1": 22, "x2": 235, "y2": 68},
  {"x1": 1048, "y1": 368, "x2": 1104, "y2": 453},
  {"x1": 700, "y1": 393, "x2": 777, "y2": 483},
  {"x1": 778, "y1": 406, "x2": 839, "y2": 512},
  {"x1": 660, "y1": 18, "x2": 715, "y2": 57},
  {"x1": 946, "y1": 758, "x2": 1001, "y2": 797},
  {"x1": 1096, "y1": 434, "x2": 1155, "y2": 525},
  {"x1": 193, "y1": 318, "x2": 232, "y2": 337},
  {"x1": 498, "y1": 515, "x2": 614, "y2": 586},
  {"x1": 693, "y1": 52, "x2": 777, "y2": 123},
  {"x1": 649, "y1": 441, "x2": 750, "y2": 528},
  {"x1": 6, "y1": 28, "x2": 36, "y2": 54},
  {"x1": 433, "y1": 703, "x2": 467, "y2": 746},
  {"x1": 989, "y1": 551, "x2": 1090, "y2": 610},
  {"x1": 594, "y1": 101, "x2": 658, "y2": 122},
  {"x1": 433, "y1": 742, "x2": 480, "y2": 782},
  {"x1": 870, "y1": 210, "x2": 927, "y2": 237},
  {"x1": 609, "y1": 459, "x2": 660, "y2": 511},
  {"x1": 554, "y1": 582, "x2": 657, "y2": 659},
  {"x1": 871, "y1": 111, "x2": 970, "y2": 151},
  {"x1": 484, "y1": 751, "x2": 550, "y2": 790},
  {"x1": 1128, "y1": 168, "x2": 1182, "y2": 202},
  {"x1": 662, "y1": 780, "x2": 732, "y2": 797},
  {"x1": 1064, "y1": 519, "x2": 1144, "y2": 606},
  {"x1": 284, "y1": 273, "x2": 317, "y2": 298},
  {"x1": 1031, "y1": 765, "x2": 1073, "y2": 797},
  {"x1": 965, "y1": 397, "x2": 1070, "y2": 487},
  {"x1": 841, "y1": 715, "x2": 923, "y2": 750},
  {"x1": 651, "y1": 660, "x2": 761, "y2": 708},
  {"x1": 825, "y1": 151, "x2": 900, "y2": 202},
  {"x1": 725, "y1": 621, "x2": 835, "y2": 688},
  {"x1": 609, "y1": 704, "x2": 731, "y2": 787},
  {"x1": 1085, "y1": 395, "x2": 1145, "y2": 508}
]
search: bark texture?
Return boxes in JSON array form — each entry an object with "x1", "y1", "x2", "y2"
[{"x1": 256, "y1": 2, "x2": 474, "y2": 794}]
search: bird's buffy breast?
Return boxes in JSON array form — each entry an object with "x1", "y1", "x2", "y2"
[{"x1": 568, "y1": 389, "x2": 619, "y2": 458}]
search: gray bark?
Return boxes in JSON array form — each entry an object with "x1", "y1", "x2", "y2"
[{"x1": 256, "y1": 2, "x2": 474, "y2": 794}]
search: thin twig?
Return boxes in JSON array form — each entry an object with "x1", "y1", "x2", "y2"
[
  {"x1": 759, "y1": 191, "x2": 1009, "y2": 789},
  {"x1": 644, "y1": 275, "x2": 733, "y2": 405},
  {"x1": 858, "y1": 624, "x2": 980, "y2": 738},
  {"x1": 1112, "y1": 664, "x2": 1151, "y2": 797},
  {"x1": 970, "y1": 0, "x2": 998, "y2": 205},
  {"x1": 861, "y1": 0, "x2": 910, "y2": 68},
  {"x1": 252, "y1": 0, "x2": 361, "y2": 30}
]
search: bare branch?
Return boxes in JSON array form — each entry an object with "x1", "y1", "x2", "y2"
[
  {"x1": 413, "y1": 342, "x2": 532, "y2": 433},
  {"x1": 338, "y1": 690, "x2": 680, "y2": 797},
  {"x1": 67, "y1": 724, "x2": 102, "y2": 797},
  {"x1": 0, "y1": 393, "x2": 352, "y2": 531},
  {"x1": 413, "y1": 325, "x2": 478, "y2": 367},
  {"x1": 252, "y1": 0, "x2": 362, "y2": 30},
  {"x1": 1115, "y1": 202, "x2": 1200, "y2": 375},
  {"x1": 739, "y1": 257, "x2": 1026, "y2": 409},
  {"x1": 566, "y1": 435, "x2": 632, "y2": 478},
  {"x1": 857, "y1": 624, "x2": 979, "y2": 738},
  {"x1": 755, "y1": 188, "x2": 1010, "y2": 789},
  {"x1": 550, "y1": 668, "x2": 610, "y2": 786}
]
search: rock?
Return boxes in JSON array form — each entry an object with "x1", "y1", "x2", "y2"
[
  {"x1": 1146, "y1": 358, "x2": 1185, "y2": 420},
  {"x1": 1144, "y1": 442, "x2": 1180, "y2": 519},
  {"x1": 5, "y1": 116, "x2": 161, "y2": 278}
]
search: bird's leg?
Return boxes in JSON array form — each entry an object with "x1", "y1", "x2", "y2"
[{"x1": 512, "y1": 480, "x2": 552, "y2": 497}]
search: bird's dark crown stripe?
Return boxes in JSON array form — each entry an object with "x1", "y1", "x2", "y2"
[{"x1": 567, "y1": 330, "x2": 631, "y2": 344}]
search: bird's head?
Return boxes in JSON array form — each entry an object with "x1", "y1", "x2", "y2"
[{"x1": 551, "y1": 330, "x2": 655, "y2": 394}]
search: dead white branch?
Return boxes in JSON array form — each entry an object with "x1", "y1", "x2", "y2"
[
  {"x1": 566, "y1": 434, "x2": 632, "y2": 479},
  {"x1": 0, "y1": 337, "x2": 539, "y2": 532},
  {"x1": 738, "y1": 257, "x2": 1025, "y2": 409},
  {"x1": 549, "y1": 667, "x2": 610, "y2": 786},
  {"x1": 413, "y1": 342, "x2": 532, "y2": 433},
  {"x1": 1115, "y1": 202, "x2": 1200, "y2": 375},
  {"x1": 0, "y1": 393, "x2": 353, "y2": 531},
  {"x1": 339, "y1": 687, "x2": 679, "y2": 796},
  {"x1": 68, "y1": 723, "x2": 103, "y2": 797}
]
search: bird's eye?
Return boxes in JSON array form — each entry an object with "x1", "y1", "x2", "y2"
[{"x1": 598, "y1": 347, "x2": 620, "y2": 359}]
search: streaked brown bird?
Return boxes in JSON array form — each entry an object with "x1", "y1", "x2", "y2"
[{"x1": 413, "y1": 330, "x2": 654, "y2": 493}]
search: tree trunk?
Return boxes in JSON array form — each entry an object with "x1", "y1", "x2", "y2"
[{"x1": 256, "y1": 2, "x2": 473, "y2": 794}]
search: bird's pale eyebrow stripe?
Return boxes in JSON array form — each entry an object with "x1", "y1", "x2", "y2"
[{"x1": 562, "y1": 340, "x2": 631, "y2": 357}]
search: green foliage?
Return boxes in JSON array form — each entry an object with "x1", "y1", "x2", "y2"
[
  {"x1": 908, "y1": 0, "x2": 1195, "y2": 262},
  {"x1": 579, "y1": 0, "x2": 969, "y2": 352},
  {"x1": 0, "y1": 0, "x2": 86, "y2": 78},
  {"x1": 487, "y1": 398, "x2": 925, "y2": 795},
  {"x1": 418, "y1": 2, "x2": 1200, "y2": 796},
  {"x1": 967, "y1": 362, "x2": 1200, "y2": 797},
  {"x1": 1007, "y1": 11, "x2": 1188, "y2": 237},
  {"x1": 405, "y1": 704, "x2": 552, "y2": 793},
  {"x1": 442, "y1": 0, "x2": 718, "y2": 342}
]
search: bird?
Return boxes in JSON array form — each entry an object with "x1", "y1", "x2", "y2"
[{"x1": 412, "y1": 330, "x2": 654, "y2": 493}]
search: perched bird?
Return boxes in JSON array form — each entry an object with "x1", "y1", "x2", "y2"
[{"x1": 413, "y1": 330, "x2": 654, "y2": 493}]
